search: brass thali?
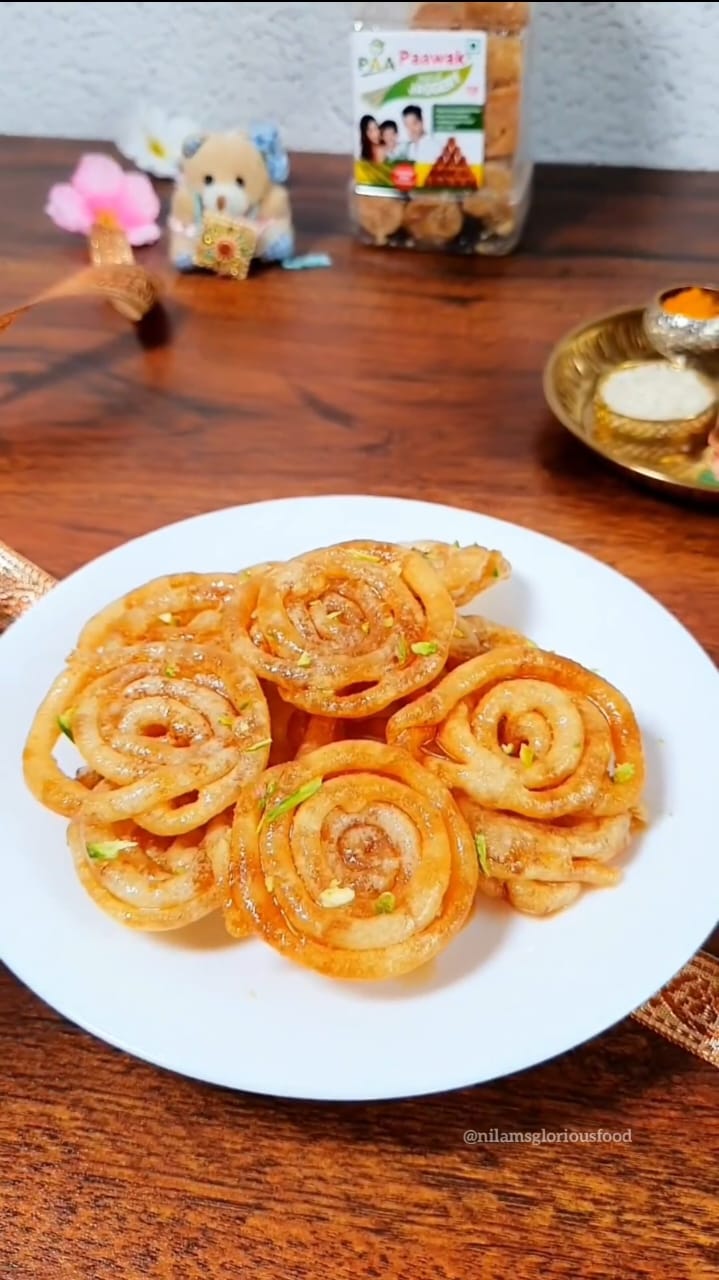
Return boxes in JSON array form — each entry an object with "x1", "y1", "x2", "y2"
[{"x1": 543, "y1": 306, "x2": 719, "y2": 503}]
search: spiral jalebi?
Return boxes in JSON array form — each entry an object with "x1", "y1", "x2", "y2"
[
  {"x1": 75, "y1": 572, "x2": 243, "y2": 651},
  {"x1": 226, "y1": 540, "x2": 457, "y2": 717},
  {"x1": 23, "y1": 640, "x2": 270, "y2": 833},
  {"x1": 225, "y1": 739, "x2": 478, "y2": 979},
  {"x1": 387, "y1": 645, "x2": 645, "y2": 821},
  {"x1": 67, "y1": 784, "x2": 229, "y2": 930}
]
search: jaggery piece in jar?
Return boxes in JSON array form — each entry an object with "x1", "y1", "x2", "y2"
[
  {"x1": 410, "y1": 2, "x2": 466, "y2": 28},
  {"x1": 463, "y1": 161, "x2": 515, "y2": 238},
  {"x1": 412, "y1": 1, "x2": 530, "y2": 33},
  {"x1": 403, "y1": 198, "x2": 463, "y2": 246},
  {"x1": 463, "y1": 160, "x2": 511, "y2": 216},
  {"x1": 485, "y1": 83, "x2": 521, "y2": 159},
  {"x1": 355, "y1": 195, "x2": 405, "y2": 245},
  {"x1": 461, "y1": 2, "x2": 530, "y2": 32},
  {"x1": 487, "y1": 32, "x2": 523, "y2": 86}
]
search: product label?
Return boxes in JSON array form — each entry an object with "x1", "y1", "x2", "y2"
[{"x1": 351, "y1": 29, "x2": 487, "y2": 194}]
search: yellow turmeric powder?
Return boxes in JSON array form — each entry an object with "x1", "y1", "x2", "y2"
[{"x1": 662, "y1": 286, "x2": 719, "y2": 320}]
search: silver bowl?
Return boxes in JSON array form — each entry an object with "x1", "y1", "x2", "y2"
[{"x1": 643, "y1": 284, "x2": 719, "y2": 361}]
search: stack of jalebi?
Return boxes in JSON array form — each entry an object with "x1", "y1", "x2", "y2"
[{"x1": 23, "y1": 539, "x2": 646, "y2": 977}]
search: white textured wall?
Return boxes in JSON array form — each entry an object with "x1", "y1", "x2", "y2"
[{"x1": 1, "y1": 1, "x2": 718, "y2": 169}]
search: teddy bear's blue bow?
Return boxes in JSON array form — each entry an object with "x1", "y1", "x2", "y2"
[{"x1": 250, "y1": 122, "x2": 290, "y2": 184}]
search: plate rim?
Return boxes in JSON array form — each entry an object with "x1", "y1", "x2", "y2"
[{"x1": 2, "y1": 489, "x2": 715, "y2": 625}]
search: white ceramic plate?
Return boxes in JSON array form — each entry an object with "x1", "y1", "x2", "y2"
[{"x1": 1, "y1": 495, "x2": 717, "y2": 1101}]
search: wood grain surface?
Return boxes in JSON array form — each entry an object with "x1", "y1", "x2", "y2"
[{"x1": 1, "y1": 140, "x2": 717, "y2": 1280}]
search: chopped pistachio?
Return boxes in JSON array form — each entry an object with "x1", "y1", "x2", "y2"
[
  {"x1": 360, "y1": 621, "x2": 370, "y2": 635},
  {"x1": 395, "y1": 635, "x2": 408, "y2": 664},
  {"x1": 245, "y1": 737, "x2": 272, "y2": 753},
  {"x1": 345, "y1": 549, "x2": 380, "y2": 563},
  {"x1": 257, "y1": 780, "x2": 278, "y2": 818},
  {"x1": 474, "y1": 833, "x2": 490, "y2": 876},
  {"x1": 383, "y1": 616, "x2": 394, "y2": 628},
  {"x1": 57, "y1": 710, "x2": 75, "y2": 742},
  {"x1": 86, "y1": 840, "x2": 137, "y2": 862},
  {"x1": 613, "y1": 762, "x2": 636, "y2": 784},
  {"x1": 157, "y1": 612, "x2": 175, "y2": 624},
  {"x1": 375, "y1": 891, "x2": 396, "y2": 914},
  {"x1": 519, "y1": 744, "x2": 535, "y2": 767},
  {"x1": 238, "y1": 701, "x2": 251, "y2": 712},
  {"x1": 164, "y1": 665, "x2": 178, "y2": 678},
  {"x1": 218, "y1": 714, "x2": 234, "y2": 729},
  {"x1": 260, "y1": 777, "x2": 323, "y2": 830},
  {"x1": 264, "y1": 875, "x2": 275, "y2": 893},
  {"x1": 297, "y1": 651, "x2": 312, "y2": 668},
  {"x1": 325, "y1": 610, "x2": 342, "y2": 620},
  {"x1": 411, "y1": 641, "x2": 439, "y2": 657},
  {"x1": 318, "y1": 881, "x2": 356, "y2": 908},
  {"x1": 492, "y1": 567, "x2": 500, "y2": 578},
  {"x1": 453, "y1": 540, "x2": 461, "y2": 548}
]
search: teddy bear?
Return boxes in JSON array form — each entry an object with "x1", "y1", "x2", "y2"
[{"x1": 168, "y1": 124, "x2": 294, "y2": 275}]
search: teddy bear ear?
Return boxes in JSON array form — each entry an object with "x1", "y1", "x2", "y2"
[
  {"x1": 181, "y1": 133, "x2": 207, "y2": 160},
  {"x1": 250, "y1": 122, "x2": 290, "y2": 184}
]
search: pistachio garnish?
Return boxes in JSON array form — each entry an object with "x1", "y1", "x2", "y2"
[
  {"x1": 613, "y1": 762, "x2": 636, "y2": 784},
  {"x1": 375, "y1": 891, "x2": 396, "y2": 914},
  {"x1": 411, "y1": 641, "x2": 438, "y2": 657},
  {"x1": 57, "y1": 710, "x2": 75, "y2": 742},
  {"x1": 86, "y1": 840, "x2": 137, "y2": 862},
  {"x1": 474, "y1": 833, "x2": 490, "y2": 875},
  {"x1": 259, "y1": 777, "x2": 323, "y2": 830}
]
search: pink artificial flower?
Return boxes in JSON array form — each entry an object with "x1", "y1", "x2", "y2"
[{"x1": 45, "y1": 153, "x2": 161, "y2": 246}]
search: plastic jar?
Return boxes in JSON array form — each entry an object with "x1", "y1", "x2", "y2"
[{"x1": 350, "y1": 2, "x2": 534, "y2": 255}]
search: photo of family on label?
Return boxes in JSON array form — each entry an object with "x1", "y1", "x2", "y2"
[{"x1": 359, "y1": 106, "x2": 435, "y2": 165}]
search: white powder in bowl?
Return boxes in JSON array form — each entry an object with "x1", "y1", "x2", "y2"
[{"x1": 600, "y1": 362, "x2": 715, "y2": 421}]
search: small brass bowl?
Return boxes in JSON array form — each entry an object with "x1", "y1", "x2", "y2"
[
  {"x1": 593, "y1": 361, "x2": 717, "y2": 455},
  {"x1": 643, "y1": 284, "x2": 719, "y2": 360}
]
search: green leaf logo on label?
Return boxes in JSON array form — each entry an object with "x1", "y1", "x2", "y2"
[{"x1": 363, "y1": 66, "x2": 473, "y2": 109}]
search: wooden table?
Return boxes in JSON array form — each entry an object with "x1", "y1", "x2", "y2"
[{"x1": 1, "y1": 141, "x2": 717, "y2": 1280}]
